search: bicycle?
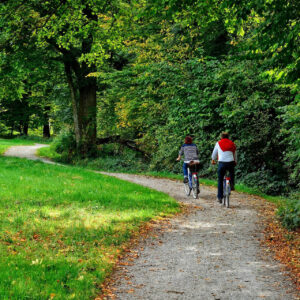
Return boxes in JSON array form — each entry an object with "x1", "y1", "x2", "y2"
[
  {"x1": 222, "y1": 175, "x2": 231, "y2": 208},
  {"x1": 183, "y1": 161, "x2": 200, "y2": 199}
]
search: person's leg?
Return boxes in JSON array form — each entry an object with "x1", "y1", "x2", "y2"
[
  {"x1": 183, "y1": 163, "x2": 188, "y2": 183},
  {"x1": 228, "y1": 161, "x2": 235, "y2": 190},
  {"x1": 188, "y1": 168, "x2": 193, "y2": 188},
  {"x1": 217, "y1": 163, "x2": 226, "y2": 201}
]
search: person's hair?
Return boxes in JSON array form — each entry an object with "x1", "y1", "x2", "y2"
[
  {"x1": 185, "y1": 136, "x2": 193, "y2": 144},
  {"x1": 221, "y1": 132, "x2": 229, "y2": 139}
]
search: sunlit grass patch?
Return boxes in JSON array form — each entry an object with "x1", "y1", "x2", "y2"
[
  {"x1": 0, "y1": 157, "x2": 179, "y2": 299},
  {"x1": 38, "y1": 144, "x2": 61, "y2": 160}
]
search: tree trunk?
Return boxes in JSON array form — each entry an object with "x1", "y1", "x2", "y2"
[
  {"x1": 19, "y1": 121, "x2": 28, "y2": 135},
  {"x1": 23, "y1": 123, "x2": 28, "y2": 136},
  {"x1": 43, "y1": 106, "x2": 51, "y2": 138},
  {"x1": 77, "y1": 81, "x2": 97, "y2": 154},
  {"x1": 64, "y1": 59, "x2": 97, "y2": 156},
  {"x1": 43, "y1": 124, "x2": 50, "y2": 138},
  {"x1": 64, "y1": 62, "x2": 81, "y2": 144}
]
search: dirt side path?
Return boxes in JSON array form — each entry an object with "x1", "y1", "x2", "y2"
[
  {"x1": 101, "y1": 172, "x2": 298, "y2": 300},
  {"x1": 3, "y1": 144, "x2": 55, "y2": 164}
]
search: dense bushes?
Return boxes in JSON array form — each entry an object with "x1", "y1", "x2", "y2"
[
  {"x1": 51, "y1": 127, "x2": 77, "y2": 162},
  {"x1": 96, "y1": 56, "x2": 300, "y2": 231},
  {"x1": 277, "y1": 198, "x2": 300, "y2": 231},
  {"x1": 77, "y1": 144, "x2": 148, "y2": 172},
  {"x1": 46, "y1": 56, "x2": 298, "y2": 230},
  {"x1": 99, "y1": 58, "x2": 297, "y2": 196},
  {"x1": 241, "y1": 171, "x2": 288, "y2": 196}
]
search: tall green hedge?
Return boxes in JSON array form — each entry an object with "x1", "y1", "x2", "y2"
[{"x1": 99, "y1": 58, "x2": 298, "y2": 196}]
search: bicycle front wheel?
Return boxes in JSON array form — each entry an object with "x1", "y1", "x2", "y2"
[{"x1": 191, "y1": 176, "x2": 199, "y2": 199}]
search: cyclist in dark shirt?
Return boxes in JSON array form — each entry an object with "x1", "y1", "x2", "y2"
[{"x1": 176, "y1": 136, "x2": 199, "y2": 183}]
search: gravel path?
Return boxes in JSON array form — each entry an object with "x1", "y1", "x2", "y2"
[
  {"x1": 3, "y1": 145, "x2": 298, "y2": 299},
  {"x1": 4, "y1": 144, "x2": 55, "y2": 164},
  {"x1": 101, "y1": 173, "x2": 297, "y2": 300}
]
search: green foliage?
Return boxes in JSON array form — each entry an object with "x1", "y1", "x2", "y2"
[
  {"x1": 1, "y1": 0, "x2": 299, "y2": 231},
  {"x1": 240, "y1": 171, "x2": 287, "y2": 196},
  {"x1": 1, "y1": 0, "x2": 138, "y2": 152},
  {"x1": 38, "y1": 145, "x2": 62, "y2": 161},
  {"x1": 89, "y1": 144, "x2": 148, "y2": 171},
  {"x1": 277, "y1": 198, "x2": 300, "y2": 231},
  {"x1": 281, "y1": 95, "x2": 300, "y2": 190},
  {"x1": 41, "y1": 141, "x2": 149, "y2": 172},
  {"x1": 225, "y1": 0, "x2": 300, "y2": 88},
  {"x1": 16, "y1": 135, "x2": 53, "y2": 144},
  {"x1": 101, "y1": 58, "x2": 296, "y2": 196},
  {"x1": 52, "y1": 127, "x2": 77, "y2": 162},
  {"x1": 52, "y1": 127, "x2": 100, "y2": 161}
]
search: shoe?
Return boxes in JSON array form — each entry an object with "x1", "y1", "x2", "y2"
[
  {"x1": 217, "y1": 197, "x2": 222, "y2": 203},
  {"x1": 183, "y1": 177, "x2": 188, "y2": 183}
]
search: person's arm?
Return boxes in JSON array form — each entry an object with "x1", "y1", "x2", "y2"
[
  {"x1": 176, "y1": 146, "x2": 184, "y2": 161},
  {"x1": 211, "y1": 143, "x2": 218, "y2": 164}
]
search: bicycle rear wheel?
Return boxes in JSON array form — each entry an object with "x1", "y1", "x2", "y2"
[
  {"x1": 225, "y1": 194, "x2": 229, "y2": 207},
  {"x1": 191, "y1": 175, "x2": 199, "y2": 199},
  {"x1": 222, "y1": 178, "x2": 226, "y2": 205},
  {"x1": 223, "y1": 178, "x2": 230, "y2": 207},
  {"x1": 225, "y1": 184, "x2": 230, "y2": 208}
]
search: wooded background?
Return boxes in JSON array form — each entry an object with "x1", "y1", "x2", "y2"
[{"x1": 1, "y1": 0, "x2": 299, "y2": 196}]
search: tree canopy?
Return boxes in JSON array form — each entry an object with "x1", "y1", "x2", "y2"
[{"x1": 0, "y1": 0, "x2": 299, "y2": 193}]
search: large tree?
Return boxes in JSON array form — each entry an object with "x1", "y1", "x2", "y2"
[
  {"x1": 1, "y1": 0, "x2": 133, "y2": 153},
  {"x1": 0, "y1": 22, "x2": 65, "y2": 137}
]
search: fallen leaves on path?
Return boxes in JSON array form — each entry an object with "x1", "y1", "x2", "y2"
[{"x1": 260, "y1": 201, "x2": 300, "y2": 291}]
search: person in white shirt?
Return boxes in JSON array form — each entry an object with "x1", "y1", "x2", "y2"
[{"x1": 211, "y1": 132, "x2": 237, "y2": 203}]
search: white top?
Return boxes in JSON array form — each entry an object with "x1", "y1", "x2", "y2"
[{"x1": 212, "y1": 142, "x2": 237, "y2": 162}]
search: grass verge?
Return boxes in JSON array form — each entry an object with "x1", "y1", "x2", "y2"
[
  {"x1": 0, "y1": 157, "x2": 179, "y2": 299},
  {"x1": 38, "y1": 144, "x2": 62, "y2": 160}
]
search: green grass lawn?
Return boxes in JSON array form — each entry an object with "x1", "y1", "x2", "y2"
[{"x1": 0, "y1": 156, "x2": 179, "y2": 299}]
